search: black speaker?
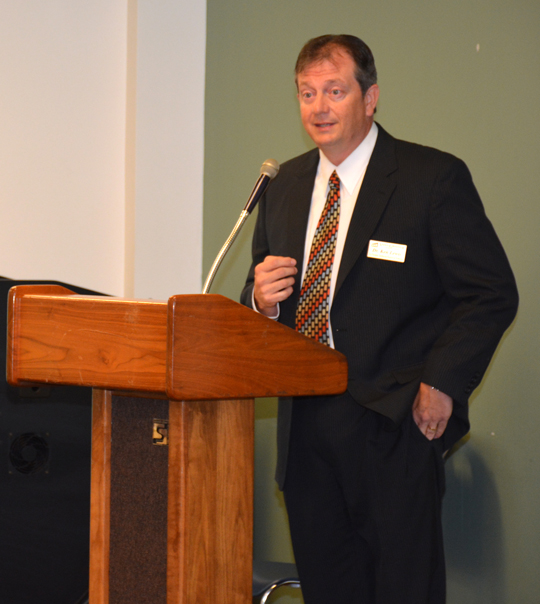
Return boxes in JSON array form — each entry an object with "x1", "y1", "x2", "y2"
[{"x1": 0, "y1": 280, "x2": 103, "y2": 604}]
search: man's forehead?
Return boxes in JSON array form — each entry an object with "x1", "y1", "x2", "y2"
[{"x1": 296, "y1": 51, "x2": 355, "y2": 85}]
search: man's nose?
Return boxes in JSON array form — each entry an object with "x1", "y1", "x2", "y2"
[{"x1": 313, "y1": 94, "x2": 329, "y2": 114}]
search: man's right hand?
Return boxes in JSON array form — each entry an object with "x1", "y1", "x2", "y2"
[{"x1": 253, "y1": 256, "x2": 297, "y2": 317}]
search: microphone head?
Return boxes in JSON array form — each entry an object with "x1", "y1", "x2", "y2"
[{"x1": 260, "y1": 158, "x2": 280, "y2": 179}]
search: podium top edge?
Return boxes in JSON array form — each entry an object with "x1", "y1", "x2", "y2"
[{"x1": 9, "y1": 286, "x2": 235, "y2": 306}]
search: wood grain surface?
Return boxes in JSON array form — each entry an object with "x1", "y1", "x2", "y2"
[
  {"x1": 167, "y1": 398, "x2": 254, "y2": 604},
  {"x1": 167, "y1": 294, "x2": 348, "y2": 400},
  {"x1": 89, "y1": 389, "x2": 112, "y2": 604},
  {"x1": 7, "y1": 285, "x2": 168, "y2": 393},
  {"x1": 8, "y1": 288, "x2": 347, "y2": 401}
]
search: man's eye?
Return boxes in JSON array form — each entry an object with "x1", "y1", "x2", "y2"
[
  {"x1": 331, "y1": 89, "x2": 341, "y2": 96},
  {"x1": 303, "y1": 92, "x2": 312, "y2": 99}
]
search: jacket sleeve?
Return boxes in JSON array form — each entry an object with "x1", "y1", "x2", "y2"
[{"x1": 421, "y1": 158, "x2": 519, "y2": 404}]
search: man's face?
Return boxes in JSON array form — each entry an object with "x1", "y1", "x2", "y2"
[{"x1": 297, "y1": 50, "x2": 379, "y2": 165}]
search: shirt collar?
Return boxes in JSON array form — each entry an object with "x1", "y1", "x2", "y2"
[{"x1": 318, "y1": 122, "x2": 378, "y2": 195}]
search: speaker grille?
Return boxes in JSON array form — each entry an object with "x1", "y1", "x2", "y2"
[{"x1": 9, "y1": 433, "x2": 50, "y2": 475}]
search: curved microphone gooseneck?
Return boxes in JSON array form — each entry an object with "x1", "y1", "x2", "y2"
[{"x1": 202, "y1": 158, "x2": 280, "y2": 294}]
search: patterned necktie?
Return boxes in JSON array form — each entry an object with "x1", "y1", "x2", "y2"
[{"x1": 296, "y1": 170, "x2": 341, "y2": 345}]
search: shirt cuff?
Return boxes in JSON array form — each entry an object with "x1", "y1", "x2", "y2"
[{"x1": 251, "y1": 289, "x2": 280, "y2": 320}]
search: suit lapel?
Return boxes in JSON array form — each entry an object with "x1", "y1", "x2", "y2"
[
  {"x1": 283, "y1": 150, "x2": 319, "y2": 295},
  {"x1": 276, "y1": 150, "x2": 319, "y2": 328},
  {"x1": 335, "y1": 126, "x2": 398, "y2": 296}
]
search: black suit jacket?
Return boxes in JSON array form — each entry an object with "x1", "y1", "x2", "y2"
[{"x1": 241, "y1": 124, "x2": 518, "y2": 487}]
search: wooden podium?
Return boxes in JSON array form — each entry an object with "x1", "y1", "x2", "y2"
[{"x1": 6, "y1": 285, "x2": 347, "y2": 604}]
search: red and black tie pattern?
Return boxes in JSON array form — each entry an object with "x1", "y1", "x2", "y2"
[{"x1": 296, "y1": 170, "x2": 341, "y2": 345}]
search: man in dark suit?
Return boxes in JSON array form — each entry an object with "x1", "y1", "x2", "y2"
[{"x1": 241, "y1": 34, "x2": 518, "y2": 604}]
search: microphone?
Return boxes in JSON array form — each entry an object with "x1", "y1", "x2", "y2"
[
  {"x1": 202, "y1": 158, "x2": 280, "y2": 294},
  {"x1": 243, "y1": 158, "x2": 280, "y2": 214}
]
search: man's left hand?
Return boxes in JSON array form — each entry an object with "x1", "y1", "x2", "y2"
[{"x1": 412, "y1": 382, "x2": 453, "y2": 440}]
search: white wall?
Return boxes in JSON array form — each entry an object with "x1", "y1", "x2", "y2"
[
  {"x1": 0, "y1": 0, "x2": 205, "y2": 299},
  {"x1": 132, "y1": 0, "x2": 205, "y2": 300}
]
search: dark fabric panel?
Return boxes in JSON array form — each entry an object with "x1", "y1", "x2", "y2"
[{"x1": 109, "y1": 395, "x2": 169, "y2": 604}]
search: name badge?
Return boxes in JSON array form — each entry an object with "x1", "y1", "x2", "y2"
[{"x1": 367, "y1": 240, "x2": 407, "y2": 263}]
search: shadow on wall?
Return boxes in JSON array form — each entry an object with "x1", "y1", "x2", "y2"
[{"x1": 444, "y1": 442, "x2": 505, "y2": 603}]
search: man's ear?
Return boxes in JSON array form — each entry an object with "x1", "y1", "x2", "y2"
[{"x1": 364, "y1": 84, "x2": 380, "y2": 116}]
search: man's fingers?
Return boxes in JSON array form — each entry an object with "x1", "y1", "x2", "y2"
[
  {"x1": 256, "y1": 255, "x2": 297, "y2": 272},
  {"x1": 258, "y1": 276, "x2": 295, "y2": 302},
  {"x1": 256, "y1": 267, "x2": 297, "y2": 287},
  {"x1": 412, "y1": 383, "x2": 453, "y2": 440},
  {"x1": 434, "y1": 421, "x2": 448, "y2": 439},
  {"x1": 424, "y1": 423, "x2": 438, "y2": 439},
  {"x1": 414, "y1": 417, "x2": 447, "y2": 441},
  {"x1": 414, "y1": 411, "x2": 450, "y2": 441},
  {"x1": 421, "y1": 420, "x2": 448, "y2": 440},
  {"x1": 253, "y1": 256, "x2": 298, "y2": 315},
  {"x1": 255, "y1": 256, "x2": 297, "y2": 282}
]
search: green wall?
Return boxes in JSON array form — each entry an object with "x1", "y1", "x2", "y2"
[{"x1": 204, "y1": 1, "x2": 540, "y2": 602}]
